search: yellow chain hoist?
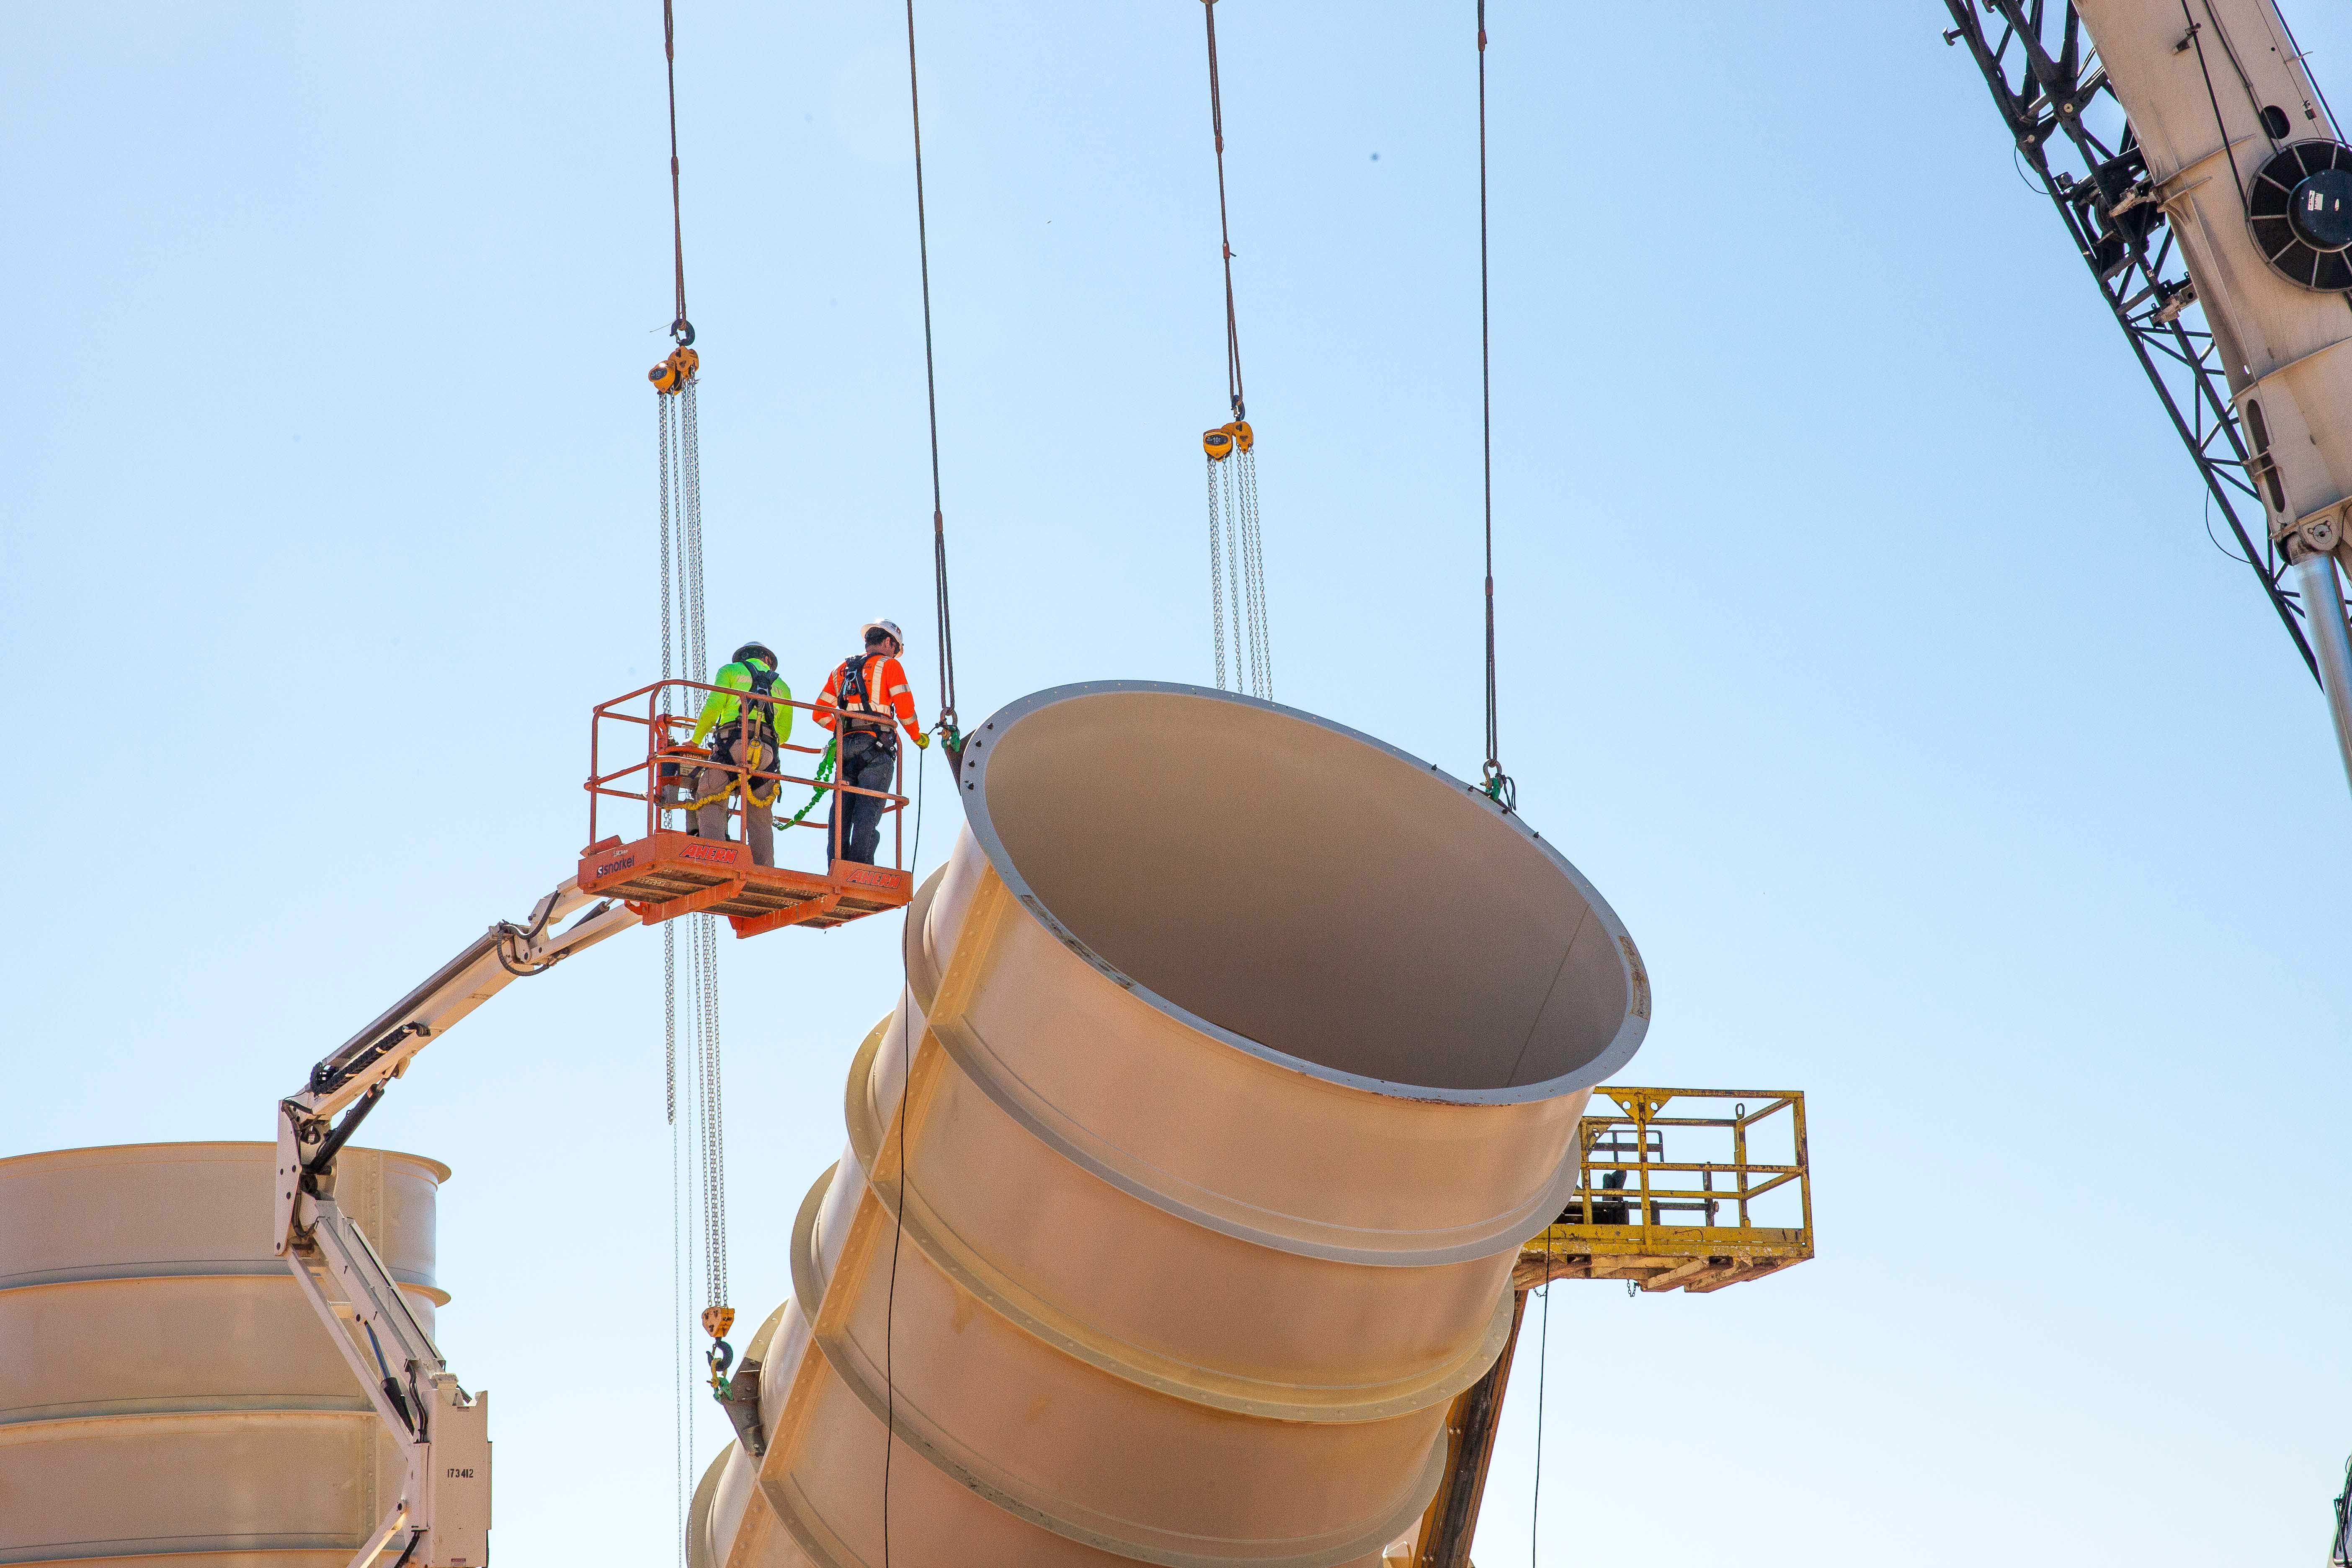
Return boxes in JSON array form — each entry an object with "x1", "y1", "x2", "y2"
[
  {"x1": 702, "y1": 1303, "x2": 736, "y2": 1394},
  {"x1": 1201, "y1": 419, "x2": 1253, "y2": 461},
  {"x1": 650, "y1": 345, "x2": 700, "y2": 395}
]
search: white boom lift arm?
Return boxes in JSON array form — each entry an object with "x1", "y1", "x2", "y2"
[{"x1": 273, "y1": 878, "x2": 641, "y2": 1568}]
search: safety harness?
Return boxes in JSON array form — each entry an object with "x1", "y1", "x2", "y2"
[
  {"x1": 833, "y1": 653, "x2": 897, "y2": 752},
  {"x1": 691, "y1": 660, "x2": 786, "y2": 810}
]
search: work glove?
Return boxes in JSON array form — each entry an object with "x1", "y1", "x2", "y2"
[{"x1": 914, "y1": 731, "x2": 932, "y2": 750}]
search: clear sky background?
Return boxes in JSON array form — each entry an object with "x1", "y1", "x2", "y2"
[{"x1": 7, "y1": 3, "x2": 2352, "y2": 1563}]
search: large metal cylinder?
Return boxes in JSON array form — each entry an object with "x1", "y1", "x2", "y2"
[
  {"x1": 693, "y1": 683, "x2": 1649, "y2": 1568},
  {"x1": 0, "y1": 1142, "x2": 448, "y2": 1568}
]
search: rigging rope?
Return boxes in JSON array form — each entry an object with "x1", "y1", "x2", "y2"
[
  {"x1": 904, "y1": 0, "x2": 961, "y2": 756},
  {"x1": 1199, "y1": 0, "x2": 1272, "y2": 699},
  {"x1": 1475, "y1": 2, "x2": 1513, "y2": 811}
]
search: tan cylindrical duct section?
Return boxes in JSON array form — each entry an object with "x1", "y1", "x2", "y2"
[
  {"x1": 693, "y1": 683, "x2": 1649, "y2": 1568},
  {"x1": 0, "y1": 1142, "x2": 448, "y2": 1568}
]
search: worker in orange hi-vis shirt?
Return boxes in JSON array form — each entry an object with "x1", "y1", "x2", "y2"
[{"x1": 814, "y1": 618, "x2": 931, "y2": 865}]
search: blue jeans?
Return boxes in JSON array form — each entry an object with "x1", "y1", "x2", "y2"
[{"x1": 829, "y1": 735, "x2": 897, "y2": 864}]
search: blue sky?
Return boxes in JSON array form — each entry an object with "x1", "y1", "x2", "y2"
[{"x1": 7, "y1": 3, "x2": 2352, "y2": 1563}]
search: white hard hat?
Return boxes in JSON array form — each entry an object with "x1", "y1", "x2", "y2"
[{"x1": 861, "y1": 619, "x2": 906, "y2": 648}]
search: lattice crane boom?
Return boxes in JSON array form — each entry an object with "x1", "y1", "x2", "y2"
[{"x1": 1945, "y1": 0, "x2": 2352, "y2": 794}]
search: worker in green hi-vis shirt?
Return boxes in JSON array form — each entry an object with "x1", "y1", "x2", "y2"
[{"x1": 686, "y1": 641, "x2": 792, "y2": 867}]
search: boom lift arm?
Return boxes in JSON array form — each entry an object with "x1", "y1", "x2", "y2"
[
  {"x1": 272, "y1": 879, "x2": 640, "y2": 1568},
  {"x1": 268, "y1": 675, "x2": 914, "y2": 1568}
]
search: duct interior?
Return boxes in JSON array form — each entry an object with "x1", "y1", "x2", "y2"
[{"x1": 978, "y1": 690, "x2": 1630, "y2": 1091}]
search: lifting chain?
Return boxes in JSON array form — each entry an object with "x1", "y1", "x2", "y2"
[{"x1": 1203, "y1": 420, "x2": 1270, "y2": 699}]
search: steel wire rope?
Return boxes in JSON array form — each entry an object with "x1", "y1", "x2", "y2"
[
  {"x1": 1204, "y1": 0, "x2": 1246, "y2": 423},
  {"x1": 1530, "y1": 1225, "x2": 1553, "y2": 1566},
  {"x1": 1475, "y1": 1, "x2": 1513, "y2": 812},
  {"x1": 662, "y1": 0, "x2": 692, "y2": 342},
  {"x1": 903, "y1": 0, "x2": 960, "y2": 747},
  {"x1": 882, "y1": 732, "x2": 931, "y2": 1568},
  {"x1": 882, "y1": 5, "x2": 959, "y2": 1556},
  {"x1": 2180, "y1": 2, "x2": 2252, "y2": 213}
]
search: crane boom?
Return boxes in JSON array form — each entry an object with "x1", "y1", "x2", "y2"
[
  {"x1": 1946, "y1": 0, "x2": 2352, "y2": 792},
  {"x1": 271, "y1": 877, "x2": 641, "y2": 1568},
  {"x1": 1950, "y1": 3, "x2": 2352, "y2": 1553}
]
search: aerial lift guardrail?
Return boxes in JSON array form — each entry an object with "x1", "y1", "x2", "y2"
[
  {"x1": 581, "y1": 677, "x2": 914, "y2": 934},
  {"x1": 271, "y1": 680, "x2": 914, "y2": 1568},
  {"x1": 1403, "y1": 1089, "x2": 1814, "y2": 1568}
]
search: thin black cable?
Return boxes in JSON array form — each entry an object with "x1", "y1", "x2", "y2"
[
  {"x1": 1530, "y1": 1224, "x2": 1552, "y2": 1565},
  {"x1": 1476, "y1": 3, "x2": 1512, "y2": 811},
  {"x1": 2181, "y1": 2, "x2": 2250, "y2": 213},
  {"x1": 1203, "y1": 1, "x2": 1246, "y2": 422},
  {"x1": 904, "y1": 0, "x2": 958, "y2": 739},
  {"x1": 2331, "y1": 1449, "x2": 2352, "y2": 1565},
  {"x1": 660, "y1": 0, "x2": 691, "y2": 341},
  {"x1": 881, "y1": 745, "x2": 928, "y2": 1568},
  {"x1": 2270, "y1": 4, "x2": 2339, "y2": 141}
]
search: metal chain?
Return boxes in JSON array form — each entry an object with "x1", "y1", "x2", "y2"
[
  {"x1": 1238, "y1": 447, "x2": 1270, "y2": 698},
  {"x1": 1227, "y1": 457, "x2": 1247, "y2": 694},
  {"x1": 1207, "y1": 456, "x2": 1228, "y2": 690},
  {"x1": 669, "y1": 1009, "x2": 686, "y2": 1568},
  {"x1": 682, "y1": 380, "x2": 706, "y2": 681},
  {"x1": 664, "y1": 919, "x2": 678, "y2": 1125},
  {"x1": 1236, "y1": 455, "x2": 1266, "y2": 698},
  {"x1": 660, "y1": 395, "x2": 676, "y2": 721},
  {"x1": 696, "y1": 913, "x2": 727, "y2": 1313},
  {"x1": 657, "y1": 378, "x2": 689, "y2": 1568},
  {"x1": 656, "y1": 0, "x2": 709, "y2": 1530}
]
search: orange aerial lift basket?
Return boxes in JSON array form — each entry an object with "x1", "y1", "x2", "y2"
[{"x1": 579, "y1": 679, "x2": 915, "y2": 938}]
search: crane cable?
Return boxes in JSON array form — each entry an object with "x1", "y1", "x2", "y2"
[
  {"x1": 1200, "y1": 0, "x2": 1271, "y2": 700},
  {"x1": 904, "y1": 0, "x2": 962, "y2": 767},
  {"x1": 1205, "y1": 0, "x2": 1245, "y2": 428},
  {"x1": 662, "y1": 0, "x2": 691, "y2": 345},
  {"x1": 882, "y1": 7, "x2": 955, "y2": 1563},
  {"x1": 1475, "y1": 1, "x2": 1514, "y2": 812},
  {"x1": 648, "y1": 3, "x2": 732, "y2": 1547}
]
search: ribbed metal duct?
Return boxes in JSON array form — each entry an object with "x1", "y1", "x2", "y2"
[
  {"x1": 0, "y1": 1142, "x2": 447, "y2": 1568},
  {"x1": 692, "y1": 683, "x2": 1649, "y2": 1568}
]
